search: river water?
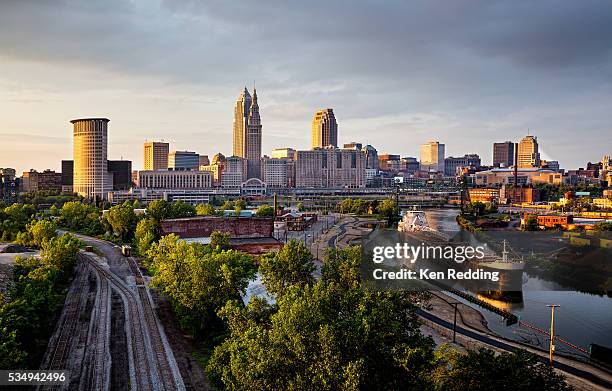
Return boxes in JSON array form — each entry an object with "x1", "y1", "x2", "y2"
[{"x1": 423, "y1": 208, "x2": 612, "y2": 355}]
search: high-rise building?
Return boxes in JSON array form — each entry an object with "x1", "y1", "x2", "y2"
[
  {"x1": 107, "y1": 160, "x2": 133, "y2": 190},
  {"x1": 262, "y1": 158, "x2": 289, "y2": 189},
  {"x1": 0, "y1": 168, "x2": 19, "y2": 204},
  {"x1": 493, "y1": 141, "x2": 515, "y2": 167},
  {"x1": 72, "y1": 118, "x2": 112, "y2": 199},
  {"x1": 61, "y1": 160, "x2": 74, "y2": 193},
  {"x1": 271, "y1": 148, "x2": 296, "y2": 160},
  {"x1": 400, "y1": 157, "x2": 419, "y2": 174},
  {"x1": 420, "y1": 141, "x2": 445, "y2": 173},
  {"x1": 517, "y1": 135, "x2": 541, "y2": 168},
  {"x1": 444, "y1": 154, "x2": 481, "y2": 177},
  {"x1": 168, "y1": 151, "x2": 200, "y2": 170},
  {"x1": 232, "y1": 87, "x2": 262, "y2": 179},
  {"x1": 378, "y1": 154, "x2": 401, "y2": 172},
  {"x1": 199, "y1": 155, "x2": 210, "y2": 167},
  {"x1": 362, "y1": 145, "x2": 379, "y2": 170},
  {"x1": 144, "y1": 141, "x2": 169, "y2": 171},
  {"x1": 295, "y1": 147, "x2": 365, "y2": 188},
  {"x1": 221, "y1": 156, "x2": 247, "y2": 189},
  {"x1": 311, "y1": 109, "x2": 338, "y2": 149}
]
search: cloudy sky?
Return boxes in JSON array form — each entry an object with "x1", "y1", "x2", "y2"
[{"x1": 1, "y1": 0, "x2": 611, "y2": 173}]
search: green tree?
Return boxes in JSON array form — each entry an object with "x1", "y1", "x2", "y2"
[
  {"x1": 210, "y1": 231, "x2": 231, "y2": 250},
  {"x1": 259, "y1": 239, "x2": 315, "y2": 297},
  {"x1": 171, "y1": 201, "x2": 196, "y2": 218},
  {"x1": 104, "y1": 202, "x2": 137, "y2": 241},
  {"x1": 134, "y1": 217, "x2": 159, "y2": 258},
  {"x1": 255, "y1": 204, "x2": 274, "y2": 217},
  {"x1": 196, "y1": 203, "x2": 217, "y2": 216},
  {"x1": 523, "y1": 215, "x2": 539, "y2": 231},
  {"x1": 146, "y1": 199, "x2": 173, "y2": 221},
  {"x1": 148, "y1": 234, "x2": 257, "y2": 333},
  {"x1": 39, "y1": 233, "x2": 81, "y2": 273},
  {"x1": 377, "y1": 199, "x2": 400, "y2": 224},
  {"x1": 322, "y1": 246, "x2": 362, "y2": 289},
  {"x1": 338, "y1": 198, "x2": 354, "y2": 214},
  {"x1": 17, "y1": 219, "x2": 57, "y2": 248},
  {"x1": 296, "y1": 202, "x2": 305, "y2": 212},
  {"x1": 593, "y1": 221, "x2": 612, "y2": 231},
  {"x1": 59, "y1": 201, "x2": 102, "y2": 234},
  {"x1": 433, "y1": 348, "x2": 571, "y2": 391},
  {"x1": 207, "y1": 284, "x2": 435, "y2": 391}
]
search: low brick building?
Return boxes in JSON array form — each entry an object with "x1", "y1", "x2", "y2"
[{"x1": 160, "y1": 216, "x2": 274, "y2": 239}]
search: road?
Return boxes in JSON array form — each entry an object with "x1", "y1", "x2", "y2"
[{"x1": 417, "y1": 309, "x2": 612, "y2": 389}]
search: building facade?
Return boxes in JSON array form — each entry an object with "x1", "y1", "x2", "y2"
[
  {"x1": 311, "y1": 109, "x2": 338, "y2": 149},
  {"x1": 232, "y1": 87, "x2": 262, "y2": 179},
  {"x1": 295, "y1": 148, "x2": 365, "y2": 188},
  {"x1": 138, "y1": 170, "x2": 212, "y2": 189},
  {"x1": 444, "y1": 154, "x2": 481, "y2": 177},
  {"x1": 107, "y1": 160, "x2": 132, "y2": 190},
  {"x1": 517, "y1": 135, "x2": 541, "y2": 168},
  {"x1": 21, "y1": 169, "x2": 62, "y2": 193},
  {"x1": 262, "y1": 158, "x2": 289, "y2": 188},
  {"x1": 493, "y1": 141, "x2": 515, "y2": 167},
  {"x1": 221, "y1": 156, "x2": 247, "y2": 189},
  {"x1": 0, "y1": 168, "x2": 19, "y2": 204},
  {"x1": 420, "y1": 141, "x2": 445, "y2": 173},
  {"x1": 144, "y1": 141, "x2": 169, "y2": 170},
  {"x1": 72, "y1": 118, "x2": 112, "y2": 199},
  {"x1": 168, "y1": 151, "x2": 200, "y2": 170}
]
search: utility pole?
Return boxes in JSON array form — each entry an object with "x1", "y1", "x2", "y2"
[
  {"x1": 451, "y1": 302, "x2": 459, "y2": 343},
  {"x1": 547, "y1": 304, "x2": 560, "y2": 367}
]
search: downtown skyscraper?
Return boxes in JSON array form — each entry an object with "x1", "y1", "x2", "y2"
[
  {"x1": 311, "y1": 109, "x2": 338, "y2": 149},
  {"x1": 232, "y1": 87, "x2": 262, "y2": 179}
]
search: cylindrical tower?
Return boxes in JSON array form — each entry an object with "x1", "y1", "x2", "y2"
[{"x1": 72, "y1": 118, "x2": 111, "y2": 199}]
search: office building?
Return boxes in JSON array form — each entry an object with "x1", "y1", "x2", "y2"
[
  {"x1": 21, "y1": 169, "x2": 62, "y2": 193},
  {"x1": 143, "y1": 141, "x2": 169, "y2": 170},
  {"x1": 61, "y1": 160, "x2": 74, "y2": 193},
  {"x1": 271, "y1": 148, "x2": 296, "y2": 160},
  {"x1": 493, "y1": 141, "x2": 515, "y2": 167},
  {"x1": 420, "y1": 141, "x2": 445, "y2": 173},
  {"x1": 295, "y1": 147, "x2": 365, "y2": 188},
  {"x1": 233, "y1": 87, "x2": 262, "y2": 179},
  {"x1": 400, "y1": 157, "x2": 419, "y2": 174},
  {"x1": 444, "y1": 154, "x2": 481, "y2": 177},
  {"x1": 517, "y1": 135, "x2": 541, "y2": 168},
  {"x1": 168, "y1": 150, "x2": 200, "y2": 170},
  {"x1": 138, "y1": 170, "x2": 212, "y2": 189},
  {"x1": 311, "y1": 109, "x2": 338, "y2": 149},
  {"x1": 262, "y1": 158, "x2": 289, "y2": 188},
  {"x1": 107, "y1": 160, "x2": 132, "y2": 190},
  {"x1": 378, "y1": 154, "x2": 401, "y2": 172},
  {"x1": 0, "y1": 168, "x2": 19, "y2": 204},
  {"x1": 72, "y1": 118, "x2": 112, "y2": 199},
  {"x1": 221, "y1": 156, "x2": 247, "y2": 189},
  {"x1": 200, "y1": 153, "x2": 226, "y2": 186},
  {"x1": 362, "y1": 145, "x2": 379, "y2": 170},
  {"x1": 475, "y1": 167, "x2": 562, "y2": 186},
  {"x1": 199, "y1": 155, "x2": 210, "y2": 167}
]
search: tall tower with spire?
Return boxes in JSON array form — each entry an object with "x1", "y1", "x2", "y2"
[{"x1": 232, "y1": 86, "x2": 262, "y2": 179}]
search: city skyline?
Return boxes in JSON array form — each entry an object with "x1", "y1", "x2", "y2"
[{"x1": 2, "y1": 1, "x2": 612, "y2": 173}]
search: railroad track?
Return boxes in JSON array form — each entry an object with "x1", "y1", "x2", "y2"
[
  {"x1": 81, "y1": 268, "x2": 111, "y2": 391},
  {"x1": 80, "y1": 253, "x2": 154, "y2": 391},
  {"x1": 81, "y1": 251, "x2": 183, "y2": 390},
  {"x1": 48, "y1": 261, "x2": 89, "y2": 370}
]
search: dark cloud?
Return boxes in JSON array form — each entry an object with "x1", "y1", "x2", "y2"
[{"x1": 0, "y1": 0, "x2": 611, "y2": 169}]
